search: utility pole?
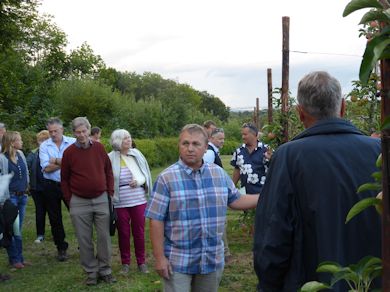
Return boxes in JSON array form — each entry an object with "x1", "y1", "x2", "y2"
[
  {"x1": 281, "y1": 16, "x2": 290, "y2": 142},
  {"x1": 267, "y1": 68, "x2": 273, "y2": 124}
]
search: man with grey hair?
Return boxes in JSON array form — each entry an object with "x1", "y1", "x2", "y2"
[
  {"x1": 39, "y1": 117, "x2": 75, "y2": 261},
  {"x1": 253, "y1": 71, "x2": 381, "y2": 291},
  {"x1": 61, "y1": 117, "x2": 115, "y2": 285},
  {"x1": 146, "y1": 124, "x2": 260, "y2": 292}
]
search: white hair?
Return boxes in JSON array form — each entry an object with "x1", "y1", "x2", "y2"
[{"x1": 110, "y1": 129, "x2": 131, "y2": 151}]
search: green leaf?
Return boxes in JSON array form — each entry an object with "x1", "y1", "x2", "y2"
[
  {"x1": 360, "y1": 36, "x2": 390, "y2": 84},
  {"x1": 330, "y1": 268, "x2": 359, "y2": 286},
  {"x1": 384, "y1": 8, "x2": 390, "y2": 20},
  {"x1": 375, "y1": 153, "x2": 382, "y2": 168},
  {"x1": 300, "y1": 281, "x2": 330, "y2": 292},
  {"x1": 371, "y1": 171, "x2": 382, "y2": 181},
  {"x1": 317, "y1": 262, "x2": 342, "y2": 274},
  {"x1": 357, "y1": 182, "x2": 382, "y2": 193},
  {"x1": 343, "y1": 0, "x2": 384, "y2": 17},
  {"x1": 359, "y1": 256, "x2": 382, "y2": 281},
  {"x1": 359, "y1": 10, "x2": 390, "y2": 24},
  {"x1": 381, "y1": 116, "x2": 390, "y2": 130},
  {"x1": 346, "y1": 198, "x2": 382, "y2": 223}
]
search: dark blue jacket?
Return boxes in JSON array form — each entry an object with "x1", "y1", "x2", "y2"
[{"x1": 253, "y1": 118, "x2": 381, "y2": 292}]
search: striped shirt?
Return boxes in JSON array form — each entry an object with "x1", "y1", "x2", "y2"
[
  {"x1": 115, "y1": 160, "x2": 147, "y2": 208},
  {"x1": 145, "y1": 159, "x2": 241, "y2": 274}
]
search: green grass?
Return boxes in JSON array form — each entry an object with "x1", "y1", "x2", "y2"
[{"x1": 0, "y1": 155, "x2": 257, "y2": 291}]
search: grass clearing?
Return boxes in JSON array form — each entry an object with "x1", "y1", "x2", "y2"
[{"x1": 0, "y1": 155, "x2": 257, "y2": 291}]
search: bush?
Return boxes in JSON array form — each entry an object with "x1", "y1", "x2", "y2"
[
  {"x1": 20, "y1": 130, "x2": 38, "y2": 154},
  {"x1": 221, "y1": 140, "x2": 241, "y2": 155}
]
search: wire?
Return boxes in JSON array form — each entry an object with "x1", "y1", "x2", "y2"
[{"x1": 290, "y1": 50, "x2": 361, "y2": 57}]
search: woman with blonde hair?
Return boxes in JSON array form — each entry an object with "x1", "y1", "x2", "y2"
[
  {"x1": 0, "y1": 131, "x2": 29, "y2": 269},
  {"x1": 108, "y1": 129, "x2": 152, "y2": 274}
]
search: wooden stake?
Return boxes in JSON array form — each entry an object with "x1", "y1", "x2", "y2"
[
  {"x1": 281, "y1": 16, "x2": 290, "y2": 142},
  {"x1": 267, "y1": 68, "x2": 273, "y2": 124},
  {"x1": 256, "y1": 97, "x2": 260, "y2": 130},
  {"x1": 380, "y1": 57, "x2": 390, "y2": 290}
]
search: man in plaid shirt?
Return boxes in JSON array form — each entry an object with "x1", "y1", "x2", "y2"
[{"x1": 145, "y1": 124, "x2": 259, "y2": 292}]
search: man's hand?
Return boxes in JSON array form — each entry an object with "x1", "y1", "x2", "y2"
[
  {"x1": 265, "y1": 148, "x2": 273, "y2": 160},
  {"x1": 154, "y1": 256, "x2": 172, "y2": 280}
]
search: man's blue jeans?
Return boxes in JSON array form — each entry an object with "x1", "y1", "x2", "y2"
[{"x1": 6, "y1": 194, "x2": 28, "y2": 265}]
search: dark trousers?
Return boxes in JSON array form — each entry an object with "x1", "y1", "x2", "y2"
[
  {"x1": 43, "y1": 180, "x2": 68, "y2": 251},
  {"x1": 31, "y1": 190, "x2": 47, "y2": 237}
]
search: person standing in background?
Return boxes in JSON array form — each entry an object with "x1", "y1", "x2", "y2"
[
  {"x1": 203, "y1": 120, "x2": 217, "y2": 139},
  {"x1": 90, "y1": 127, "x2": 102, "y2": 142},
  {"x1": 0, "y1": 131, "x2": 29, "y2": 269},
  {"x1": 231, "y1": 123, "x2": 271, "y2": 194},
  {"x1": 27, "y1": 130, "x2": 50, "y2": 243},
  {"x1": 203, "y1": 128, "x2": 225, "y2": 168},
  {"x1": 39, "y1": 117, "x2": 76, "y2": 261},
  {"x1": 108, "y1": 129, "x2": 152, "y2": 275},
  {"x1": 61, "y1": 117, "x2": 115, "y2": 286}
]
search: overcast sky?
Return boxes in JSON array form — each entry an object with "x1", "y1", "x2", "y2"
[{"x1": 39, "y1": 0, "x2": 367, "y2": 110}]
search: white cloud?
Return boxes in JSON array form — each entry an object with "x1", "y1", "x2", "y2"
[{"x1": 40, "y1": 0, "x2": 367, "y2": 109}]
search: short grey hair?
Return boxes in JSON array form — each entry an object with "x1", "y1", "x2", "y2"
[
  {"x1": 46, "y1": 117, "x2": 63, "y2": 128},
  {"x1": 210, "y1": 128, "x2": 224, "y2": 137},
  {"x1": 180, "y1": 124, "x2": 208, "y2": 145},
  {"x1": 110, "y1": 129, "x2": 131, "y2": 151},
  {"x1": 0, "y1": 123, "x2": 5, "y2": 129},
  {"x1": 297, "y1": 71, "x2": 342, "y2": 119},
  {"x1": 71, "y1": 117, "x2": 91, "y2": 131}
]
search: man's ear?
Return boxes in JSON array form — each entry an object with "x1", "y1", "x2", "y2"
[
  {"x1": 297, "y1": 105, "x2": 305, "y2": 123},
  {"x1": 340, "y1": 98, "x2": 346, "y2": 118}
]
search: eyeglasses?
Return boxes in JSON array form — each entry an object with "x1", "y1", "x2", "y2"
[
  {"x1": 211, "y1": 128, "x2": 224, "y2": 134},
  {"x1": 242, "y1": 123, "x2": 258, "y2": 133}
]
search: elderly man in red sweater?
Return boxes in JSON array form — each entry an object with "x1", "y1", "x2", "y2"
[{"x1": 61, "y1": 117, "x2": 116, "y2": 286}]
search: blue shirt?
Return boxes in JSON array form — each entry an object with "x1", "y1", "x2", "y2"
[
  {"x1": 230, "y1": 141, "x2": 269, "y2": 194},
  {"x1": 39, "y1": 135, "x2": 76, "y2": 182},
  {"x1": 145, "y1": 159, "x2": 241, "y2": 274},
  {"x1": 8, "y1": 152, "x2": 28, "y2": 192}
]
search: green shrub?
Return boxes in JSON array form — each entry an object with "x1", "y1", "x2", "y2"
[
  {"x1": 221, "y1": 140, "x2": 241, "y2": 155},
  {"x1": 20, "y1": 130, "x2": 38, "y2": 154},
  {"x1": 154, "y1": 137, "x2": 179, "y2": 166}
]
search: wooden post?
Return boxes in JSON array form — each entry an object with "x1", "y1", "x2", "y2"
[
  {"x1": 381, "y1": 57, "x2": 390, "y2": 290},
  {"x1": 253, "y1": 107, "x2": 257, "y2": 125},
  {"x1": 256, "y1": 97, "x2": 260, "y2": 130},
  {"x1": 281, "y1": 16, "x2": 290, "y2": 143},
  {"x1": 267, "y1": 68, "x2": 273, "y2": 124}
]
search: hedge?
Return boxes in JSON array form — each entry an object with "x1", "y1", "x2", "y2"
[{"x1": 20, "y1": 131, "x2": 240, "y2": 168}]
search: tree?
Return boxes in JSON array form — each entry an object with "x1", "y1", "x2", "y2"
[{"x1": 68, "y1": 42, "x2": 105, "y2": 78}]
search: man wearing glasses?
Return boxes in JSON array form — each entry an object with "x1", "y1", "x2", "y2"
[
  {"x1": 231, "y1": 123, "x2": 271, "y2": 194},
  {"x1": 203, "y1": 128, "x2": 225, "y2": 167}
]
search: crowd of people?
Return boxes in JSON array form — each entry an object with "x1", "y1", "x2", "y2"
[{"x1": 0, "y1": 71, "x2": 383, "y2": 291}]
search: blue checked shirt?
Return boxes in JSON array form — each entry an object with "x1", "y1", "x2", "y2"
[{"x1": 145, "y1": 159, "x2": 241, "y2": 275}]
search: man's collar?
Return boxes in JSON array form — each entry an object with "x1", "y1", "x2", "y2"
[
  {"x1": 178, "y1": 158, "x2": 206, "y2": 174},
  {"x1": 208, "y1": 142, "x2": 219, "y2": 152},
  {"x1": 75, "y1": 139, "x2": 93, "y2": 149}
]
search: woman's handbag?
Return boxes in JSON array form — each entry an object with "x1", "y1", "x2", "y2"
[{"x1": 107, "y1": 195, "x2": 117, "y2": 236}]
